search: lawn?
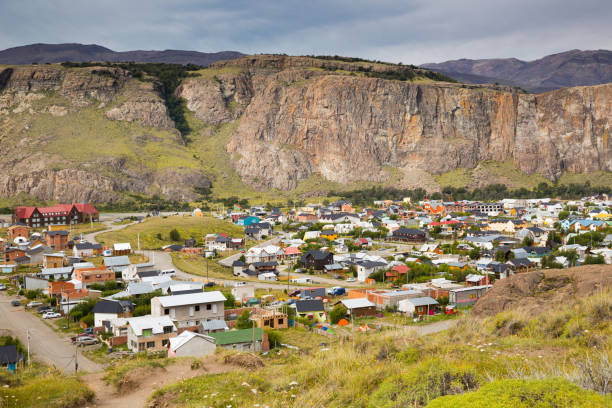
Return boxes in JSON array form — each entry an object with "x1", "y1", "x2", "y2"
[
  {"x1": 170, "y1": 253, "x2": 233, "y2": 280},
  {"x1": 96, "y1": 215, "x2": 244, "y2": 249}
]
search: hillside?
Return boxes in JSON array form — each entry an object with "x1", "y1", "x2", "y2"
[
  {"x1": 0, "y1": 43, "x2": 245, "y2": 66},
  {"x1": 0, "y1": 54, "x2": 611, "y2": 203},
  {"x1": 422, "y1": 49, "x2": 612, "y2": 93}
]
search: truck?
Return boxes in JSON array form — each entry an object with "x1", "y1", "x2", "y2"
[{"x1": 327, "y1": 287, "x2": 346, "y2": 296}]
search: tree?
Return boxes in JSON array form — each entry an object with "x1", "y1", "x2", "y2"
[
  {"x1": 558, "y1": 211, "x2": 570, "y2": 220},
  {"x1": 236, "y1": 310, "x2": 252, "y2": 329},
  {"x1": 329, "y1": 304, "x2": 348, "y2": 324},
  {"x1": 265, "y1": 329, "x2": 282, "y2": 349},
  {"x1": 469, "y1": 247, "x2": 481, "y2": 260},
  {"x1": 495, "y1": 250, "x2": 507, "y2": 262},
  {"x1": 223, "y1": 291, "x2": 236, "y2": 307},
  {"x1": 169, "y1": 228, "x2": 181, "y2": 241},
  {"x1": 564, "y1": 250, "x2": 579, "y2": 267},
  {"x1": 133, "y1": 304, "x2": 150, "y2": 316},
  {"x1": 521, "y1": 236, "x2": 534, "y2": 247},
  {"x1": 583, "y1": 254, "x2": 605, "y2": 264}
]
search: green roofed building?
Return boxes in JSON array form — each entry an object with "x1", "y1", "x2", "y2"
[{"x1": 209, "y1": 328, "x2": 268, "y2": 352}]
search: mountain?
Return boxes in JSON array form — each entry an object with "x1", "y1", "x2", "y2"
[
  {"x1": 422, "y1": 49, "x2": 612, "y2": 93},
  {"x1": 0, "y1": 55, "x2": 610, "y2": 203},
  {"x1": 0, "y1": 43, "x2": 245, "y2": 66}
]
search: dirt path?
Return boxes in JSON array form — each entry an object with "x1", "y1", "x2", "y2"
[{"x1": 82, "y1": 357, "x2": 233, "y2": 408}]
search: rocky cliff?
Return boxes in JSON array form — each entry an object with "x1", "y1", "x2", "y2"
[
  {"x1": 0, "y1": 64, "x2": 209, "y2": 202},
  {"x1": 181, "y1": 56, "x2": 611, "y2": 191},
  {"x1": 0, "y1": 55, "x2": 611, "y2": 202}
]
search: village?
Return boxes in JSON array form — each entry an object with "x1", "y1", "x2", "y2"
[{"x1": 1, "y1": 194, "x2": 611, "y2": 372}]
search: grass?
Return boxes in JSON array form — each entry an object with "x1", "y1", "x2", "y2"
[
  {"x1": 149, "y1": 287, "x2": 612, "y2": 407},
  {"x1": 96, "y1": 215, "x2": 244, "y2": 249},
  {"x1": 0, "y1": 364, "x2": 94, "y2": 408},
  {"x1": 170, "y1": 253, "x2": 232, "y2": 280}
]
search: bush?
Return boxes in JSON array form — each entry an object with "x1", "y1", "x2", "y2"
[
  {"x1": 329, "y1": 304, "x2": 348, "y2": 324},
  {"x1": 236, "y1": 310, "x2": 252, "y2": 329},
  {"x1": 265, "y1": 329, "x2": 282, "y2": 349},
  {"x1": 133, "y1": 304, "x2": 150, "y2": 317},
  {"x1": 81, "y1": 313, "x2": 94, "y2": 328},
  {"x1": 425, "y1": 378, "x2": 612, "y2": 408},
  {"x1": 169, "y1": 228, "x2": 181, "y2": 241}
]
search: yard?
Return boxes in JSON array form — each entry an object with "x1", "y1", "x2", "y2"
[{"x1": 96, "y1": 215, "x2": 244, "y2": 250}]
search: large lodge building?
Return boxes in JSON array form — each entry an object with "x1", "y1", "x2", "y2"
[{"x1": 12, "y1": 203, "x2": 99, "y2": 228}]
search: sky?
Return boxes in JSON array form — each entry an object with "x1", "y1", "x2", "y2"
[{"x1": 1, "y1": 0, "x2": 612, "y2": 64}]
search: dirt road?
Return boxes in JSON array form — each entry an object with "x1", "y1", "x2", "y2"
[{"x1": 0, "y1": 293, "x2": 102, "y2": 373}]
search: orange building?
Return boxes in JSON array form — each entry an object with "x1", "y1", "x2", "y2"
[
  {"x1": 74, "y1": 266, "x2": 114, "y2": 287},
  {"x1": 7, "y1": 224, "x2": 30, "y2": 241},
  {"x1": 423, "y1": 202, "x2": 446, "y2": 214},
  {"x1": 48, "y1": 281, "x2": 75, "y2": 297},
  {"x1": 45, "y1": 230, "x2": 69, "y2": 250},
  {"x1": 4, "y1": 248, "x2": 26, "y2": 263}
]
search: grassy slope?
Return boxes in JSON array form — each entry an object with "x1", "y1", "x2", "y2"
[
  {"x1": 0, "y1": 364, "x2": 94, "y2": 408},
  {"x1": 149, "y1": 287, "x2": 612, "y2": 407},
  {"x1": 96, "y1": 215, "x2": 244, "y2": 249}
]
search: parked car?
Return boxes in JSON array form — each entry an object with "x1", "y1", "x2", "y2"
[
  {"x1": 76, "y1": 336, "x2": 99, "y2": 346},
  {"x1": 10, "y1": 300, "x2": 20, "y2": 307},
  {"x1": 205, "y1": 281, "x2": 216, "y2": 287},
  {"x1": 289, "y1": 289, "x2": 301, "y2": 297},
  {"x1": 327, "y1": 287, "x2": 346, "y2": 296},
  {"x1": 346, "y1": 278, "x2": 356, "y2": 282},
  {"x1": 83, "y1": 327, "x2": 94, "y2": 335},
  {"x1": 27, "y1": 301, "x2": 43, "y2": 308},
  {"x1": 37, "y1": 306, "x2": 54, "y2": 314},
  {"x1": 42, "y1": 312, "x2": 61, "y2": 319},
  {"x1": 0, "y1": 284, "x2": 6, "y2": 291},
  {"x1": 333, "y1": 275, "x2": 344, "y2": 280}
]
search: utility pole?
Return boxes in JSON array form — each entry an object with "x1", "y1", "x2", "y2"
[
  {"x1": 138, "y1": 233, "x2": 140, "y2": 251},
  {"x1": 26, "y1": 329, "x2": 30, "y2": 366},
  {"x1": 206, "y1": 258, "x2": 209, "y2": 282},
  {"x1": 74, "y1": 341, "x2": 78, "y2": 374},
  {"x1": 252, "y1": 318, "x2": 255, "y2": 352}
]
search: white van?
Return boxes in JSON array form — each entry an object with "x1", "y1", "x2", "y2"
[{"x1": 160, "y1": 269, "x2": 176, "y2": 277}]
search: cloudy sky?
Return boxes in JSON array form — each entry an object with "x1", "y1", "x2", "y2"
[{"x1": 2, "y1": 0, "x2": 612, "y2": 64}]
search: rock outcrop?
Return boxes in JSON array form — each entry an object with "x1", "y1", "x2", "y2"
[{"x1": 471, "y1": 266, "x2": 612, "y2": 317}]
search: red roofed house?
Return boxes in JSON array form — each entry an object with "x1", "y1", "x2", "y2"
[
  {"x1": 386, "y1": 264, "x2": 410, "y2": 282},
  {"x1": 13, "y1": 203, "x2": 99, "y2": 227},
  {"x1": 283, "y1": 246, "x2": 301, "y2": 260}
]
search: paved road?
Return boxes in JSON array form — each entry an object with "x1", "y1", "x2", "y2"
[{"x1": 0, "y1": 293, "x2": 102, "y2": 373}]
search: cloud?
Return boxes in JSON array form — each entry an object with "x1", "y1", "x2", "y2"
[{"x1": 1, "y1": 0, "x2": 611, "y2": 63}]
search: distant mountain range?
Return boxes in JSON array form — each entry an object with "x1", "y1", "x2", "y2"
[
  {"x1": 0, "y1": 43, "x2": 245, "y2": 66},
  {"x1": 421, "y1": 49, "x2": 612, "y2": 93}
]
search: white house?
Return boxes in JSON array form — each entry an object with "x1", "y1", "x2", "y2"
[
  {"x1": 126, "y1": 315, "x2": 177, "y2": 353},
  {"x1": 168, "y1": 330, "x2": 216, "y2": 358},
  {"x1": 258, "y1": 272, "x2": 278, "y2": 281}
]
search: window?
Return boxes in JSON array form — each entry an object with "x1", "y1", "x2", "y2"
[
  {"x1": 206, "y1": 304, "x2": 212, "y2": 310},
  {"x1": 138, "y1": 342, "x2": 145, "y2": 351},
  {"x1": 278, "y1": 319, "x2": 284, "y2": 325},
  {"x1": 162, "y1": 339, "x2": 169, "y2": 347},
  {"x1": 195, "y1": 305, "x2": 200, "y2": 312},
  {"x1": 142, "y1": 328, "x2": 152, "y2": 336},
  {"x1": 146, "y1": 341, "x2": 155, "y2": 348},
  {"x1": 163, "y1": 326, "x2": 173, "y2": 334},
  {"x1": 164, "y1": 308, "x2": 169, "y2": 315}
]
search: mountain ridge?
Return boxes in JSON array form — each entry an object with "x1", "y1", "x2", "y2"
[
  {"x1": 0, "y1": 43, "x2": 245, "y2": 66},
  {"x1": 422, "y1": 49, "x2": 612, "y2": 93}
]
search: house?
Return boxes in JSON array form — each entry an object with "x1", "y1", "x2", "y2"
[
  {"x1": 168, "y1": 330, "x2": 216, "y2": 357},
  {"x1": 250, "y1": 261, "x2": 278, "y2": 276},
  {"x1": 398, "y1": 297, "x2": 439, "y2": 316},
  {"x1": 104, "y1": 256, "x2": 131, "y2": 274},
  {"x1": 42, "y1": 252, "x2": 65, "y2": 268},
  {"x1": 449, "y1": 285, "x2": 492, "y2": 306},
  {"x1": 354, "y1": 260, "x2": 387, "y2": 282},
  {"x1": 126, "y1": 315, "x2": 177, "y2": 353},
  {"x1": 340, "y1": 298, "x2": 377, "y2": 317},
  {"x1": 48, "y1": 281, "x2": 75, "y2": 298},
  {"x1": 283, "y1": 246, "x2": 301, "y2": 260},
  {"x1": 209, "y1": 328, "x2": 268, "y2": 352},
  {"x1": 113, "y1": 243, "x2": 132, "y2": 256},
  {"x1": 151, "y1": 291, "x2": 226, "y2": 329},
  {"x1": 4, "y1": 248, "x2": 26, "y2": 263},
  {"x1": 45, "y1": 230, "x2": 69, "y2": 250},
  {"x1": 367, "y1": 289, "x2": 423, "y2": 309},
  {"x1": 386, "y1": 264, "x2": 410, "y2": 281},
  {"x1": 73, "y1": 242, "x2": 103, "y2": 258},
  {"x1": 389, "y1": 228, "x2": 427, "y2": 242},
  {"x1": 320, "y1": 230, "x2": 338, "y2": 241},
  {"x1": 465, "y1": 274, "x2": 491, "y2": 286},
  {"x1": 7, "y1": 224, "x2": 30, "y2": 241},
  {"x1": 25, "y1": 244, "x2": 53, "y2": 265},
  {"x1": 258, "y1": 272, "x2": 278, "y2": 281},
  {"x1": 294, "y1": 299, "x2": 326, "y2": 322},
  {"x1": 38, "y1": 266, "x2": 73, "y2": 280},
  {"x1": 122, "y1": 262, "x2": 156, "y2": 281},
  {"x1": 13, "y1": 203, "x2": 99, "y2": 227},
  {"x1": 246, "y1": 246, "x2": 281, "y2": 263},
  {"x1": 300, "y1": 287, "x2": 326, "y2": 299},
  {"x1": 198, "y1": 319, "x2": 229, "y2": 334},
  {"x1": 250, "y1": 309, "x2": 289, "y2": 329},
  {"x1": 58, "y1": 288, "x2": 91, "y2": 313},
  {"x1": 231, "y1": 284, "x2": 255, "y2": 303},
  {"x1": 0, "y1": 345, "x2": 25, "y2": 372},
  {"x1": 301, "y1": 250, "x2": 334, "y2": 271},
  {"x1": 93, "y1": 299, "x2": 134, "y2": 328},
  {"x1": 507, "y1": 258, "x2": 536, "y2": 272},
  {"x1": 74, "y1": 266, "x2": 115, "y2": 287}
]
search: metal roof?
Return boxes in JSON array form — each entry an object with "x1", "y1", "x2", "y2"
[{"x1": 156, "y1": 291, "x2": 226, "y2": 307}]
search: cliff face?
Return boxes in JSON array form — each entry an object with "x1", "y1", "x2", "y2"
[
  {"x1": 1, "y1": 55, "x2": 611, "y2": 202},
  {"x1": 0, "y1": 65, "x2": 209, "y2": 202},
  {"x1": 211, "y1": 58, "x2": 611, "y2": 190}
]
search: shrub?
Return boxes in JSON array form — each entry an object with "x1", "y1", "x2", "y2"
[
  {"x1": 169, "y1": 228, "x2": 181, "y2": 241},
  {"x1": 426, "y1": 378, "x2": 612, "y2": 408},
  {"x1": 329, "y1": 304, "x2": 348, "y2": 324}
]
